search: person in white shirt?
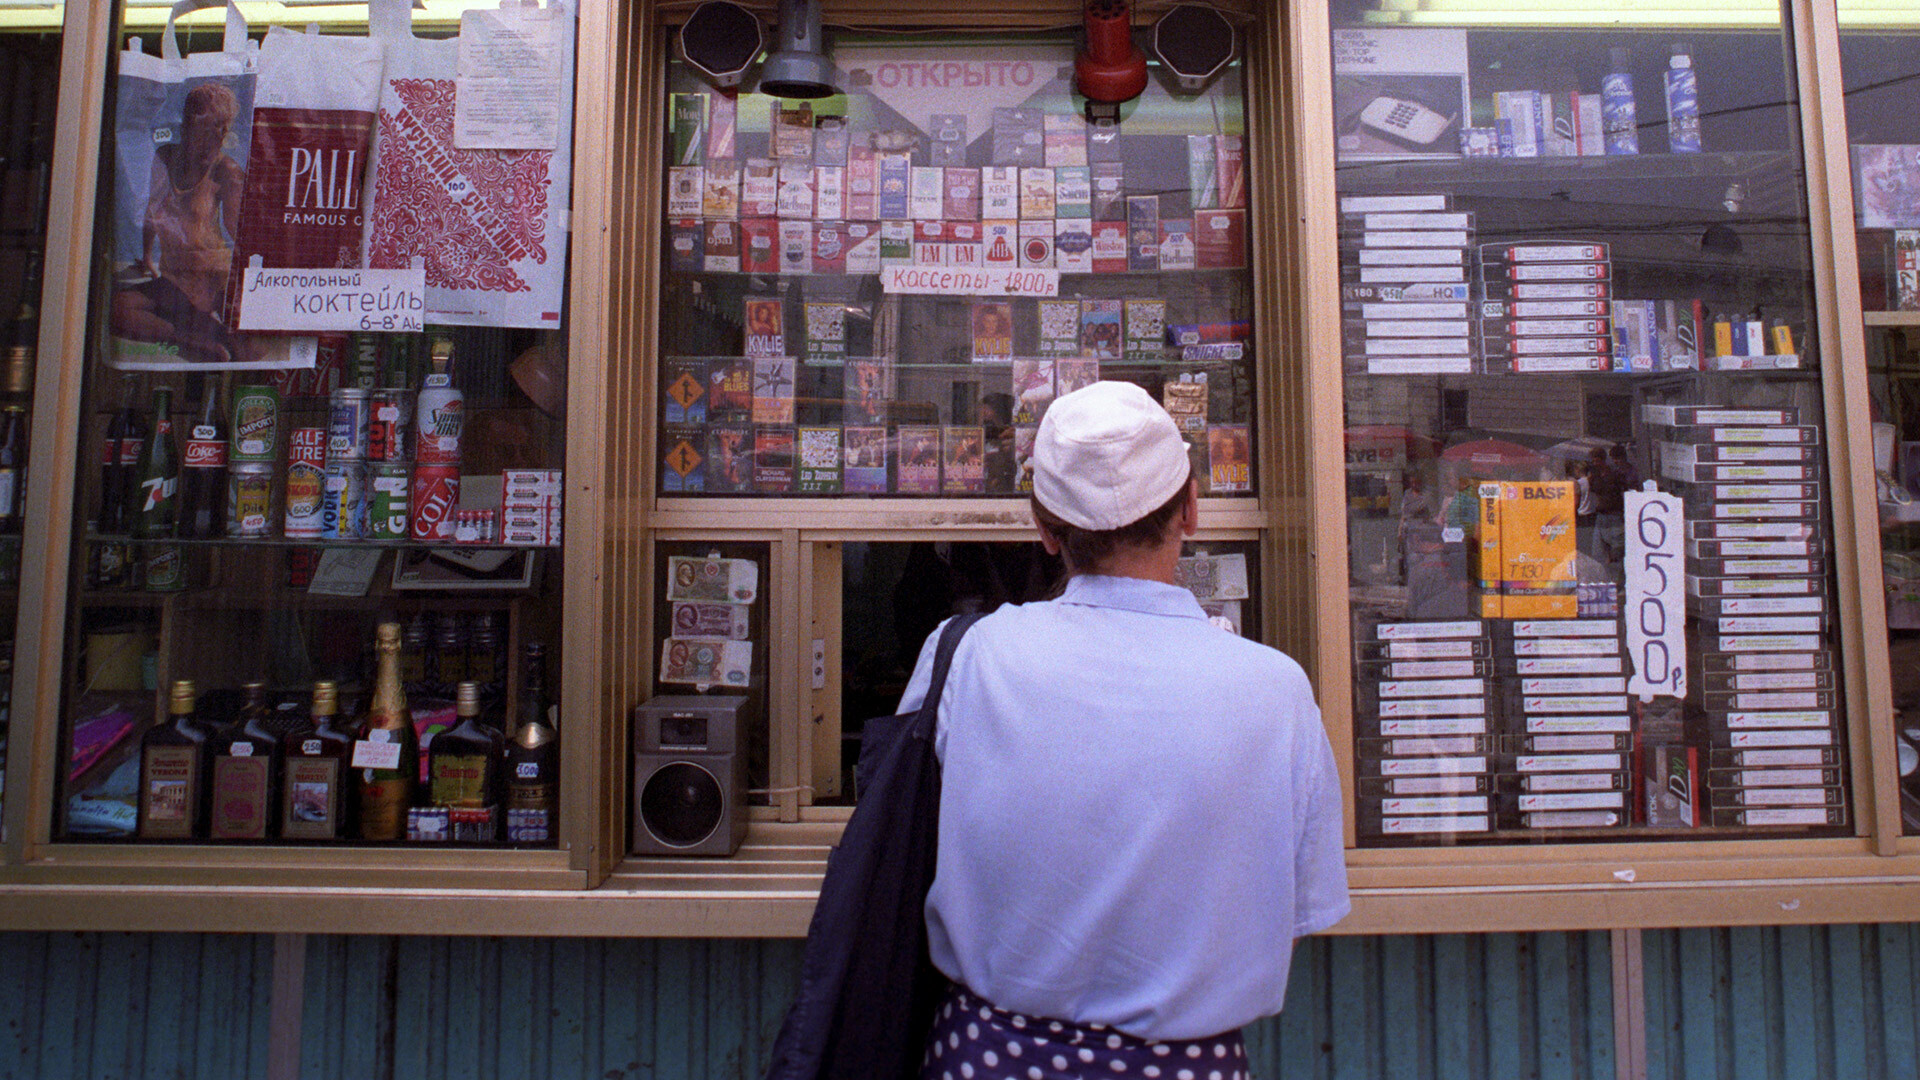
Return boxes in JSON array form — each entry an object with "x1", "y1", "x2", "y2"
[{"x1": 898, "y1": 381, "x2": 1350, "y2": 1080}]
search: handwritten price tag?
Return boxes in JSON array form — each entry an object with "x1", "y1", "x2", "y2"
[
  {"x1": 1625, "y1": 482, "x2": 1687, "y2": 701},
  {"x1": 881, "y1": 266, "x2": 1059, "y2": 297},
  {"x1": 237, "y1": 263, "x2": 427, "y2": 333},
  {"x1": 350, "y1": 740, "x2": 403, "y2": 770}
]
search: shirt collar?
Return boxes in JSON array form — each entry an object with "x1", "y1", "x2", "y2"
[{"x1": 1058, "y1": 574, "x2": 1208, "y2": 620}]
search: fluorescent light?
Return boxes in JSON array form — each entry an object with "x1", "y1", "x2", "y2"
[{"x1": 1357, "y1": 0, "x2": 1920, "y2": 28}]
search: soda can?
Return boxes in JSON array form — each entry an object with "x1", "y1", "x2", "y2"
[
  {"x1": 321, "y1": 460, "x2": 370, "y2": 539},
  {"x1": 327, "y1": 388, "x2": 372, "y2": 462},
  {"x1": 284, "y1": 427, "x2": 328, "y2": 538},
  {"x1": 227, "y1": 463, "x2": 275, "y2": 538},
  {"x1": 410, "y1": 463, "x2": 460, "y2": 542},
  {"x1": 231, "y1": 385, "x2": 281, "y2": 463},
  {"x1": 368, "y1": 389, "x2": 414, "y2": 463},
  {"x1": 145, "y1": 543, "x2": 185, "y2": 592},
  {"x1": 370, "y1": 462, "x2": 412, "y2": 540}
]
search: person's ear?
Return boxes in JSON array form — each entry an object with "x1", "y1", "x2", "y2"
[{"x1": 1036, "y1": 520, "x2": 1062, "y2": 556}]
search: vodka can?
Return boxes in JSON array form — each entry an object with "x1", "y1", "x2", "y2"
[{"x1": 321, "y1": 460, "x2": 370, "y2": 539}]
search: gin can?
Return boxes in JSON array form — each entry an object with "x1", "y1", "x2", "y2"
[
  {"x1": 327, "y1": 388, "x2": 372, "y2": 462},
  {"x1": 370, "y1": 462, "x2": 411, "y2": 540},
  {"x1": 284, "y1": 427, "x2": 328, "y2": 538},
  {"x1": 321, "y1": 460, "x2": 370, "y2": 539},
  {"x1": 227, "y1": 463, "x2": 275, "y2": 538}
]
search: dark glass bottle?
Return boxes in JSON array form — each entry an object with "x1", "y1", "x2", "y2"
[
  {"x1": 208, "y1": 681, "x2": 281, "y2": 839},
  {"x1": 431, "y1": 612, "x2": 467, "y2": 697},
  {"x1": 138, "y1": 680, "x2": 212, "y2": 839},
  {"x1": 178, "y1": 382, "x2": 228, "y2": 539},
  {"x1": 280, "y1": 681, "x2": 356, "y2": 840},
  {"x1": 131, "y1": 386, "x2": 177, "y2": 539},
  {"x1": 357, "y1": 622, "x2": 417, "y2": 841},
  {"x1": 400, "y1": 612, "x2": 432, "y2": 698},
  {"x1": 98, "y1": 383, "x2": 146, "y2": 535},
  {"x1": 467, "y1": 611, "x2": 504, "y2": 706},
  {"x1": 505, "y1": 642, "x2": 558, "y2": 844},
  {"x1": 430, "y1": 681, "x2": 505, "y2": 842},
  {"x1": 0, "y1": 405, "x2": 27, "y2": 533},
  {"x1": 4, "y1": 247, "x2": 41, "y2": 405}
]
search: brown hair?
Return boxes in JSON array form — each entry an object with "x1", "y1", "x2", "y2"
[{"x1": 1029, "y1": 465, "x2": 1193, "y2": 574}]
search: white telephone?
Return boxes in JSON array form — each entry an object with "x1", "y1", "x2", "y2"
[{"x1": 1358, "y1": 96, "x2": 1454, "y2": 145}]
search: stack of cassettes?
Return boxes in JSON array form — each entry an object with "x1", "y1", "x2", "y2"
[
  {"x1": 1479, "y1": 242, "x2": 1613, "y2": 373},
  {"x1": 1338, "y1": 195, "x2": 1476, "y2": 376},
  {"x1": 1495, "y1": 619, "x2": 1631, "y2": 830},
  {"x1": 1354, "y1": 619, "x2": 1495, "y2": 838},
  {"x1": 1644, "y1": 403, "x2": 1847, "y2": 829}
]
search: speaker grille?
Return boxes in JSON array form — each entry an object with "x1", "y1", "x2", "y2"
[{"x1": 640, "y1": 761, "x2": 725, "y2": 846}]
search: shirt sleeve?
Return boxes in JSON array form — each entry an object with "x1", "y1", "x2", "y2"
[
  {"x1": 1291, "y1": 701, "x2": 1352, "y2": 937},
  {"x1": 895, "y1": 617, "x2": 955, "y2": 755}
]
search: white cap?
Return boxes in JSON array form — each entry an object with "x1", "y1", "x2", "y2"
[{"x1": 1034, "y1": 381, "x2": 1192, "y2": 531}]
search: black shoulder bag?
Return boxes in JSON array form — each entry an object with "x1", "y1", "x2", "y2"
[{"x1": 764, "y1": 613, "x2": 984, "y2": 1080}]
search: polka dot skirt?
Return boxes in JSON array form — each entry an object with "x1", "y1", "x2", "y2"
[{"x1": 919, "y1": 983, "x2": 1250, "y2": 1080}]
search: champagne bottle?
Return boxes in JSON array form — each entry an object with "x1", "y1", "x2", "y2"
[
  {"x1": 430, "y1": 681, "x2": 505, "y2": 842},
  {"x1": 281, "y1": 681, "x2": 356, "y2": 840},
  {"x1": 505, "y1": 642, "x2": 558, "y2": 844},
  {"x1": 357, "y1": 622, "x2": 417, "y2": 841},
  {"x1": 209, "y1": 681, "x2": 281, "y2": 840},
  {"x1": 138, "y1": 680, "x2": 212, "y2": 839}
]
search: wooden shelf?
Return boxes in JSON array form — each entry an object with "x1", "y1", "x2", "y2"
[{"x1": 1864, "y1": 310, "x2": 1920, "y2": 327}]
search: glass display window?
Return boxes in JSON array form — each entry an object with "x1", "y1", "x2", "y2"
[
  {"x1": 658, "y1": 31, "x2": 1257, "y2": 500},
  {"x1": 1326, "y1": 3, "x2": 1852, "y2": 844},
  {"x1": 51, "y1": 1, "x2": 577, "y2": 849},
  {"x1": 1836, "y1": 1, "x2": 1920, "y2": 834}
]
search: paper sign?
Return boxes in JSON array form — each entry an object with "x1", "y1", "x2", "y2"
[
  {"x1": 307, "y1": 548, "x2": 388, "y2": 597},
  {"x1": 351, "y1": 740, "x2": 403, "y2": 769},
  {"x1": 882, "y1": 265, "x2": 1059, "y2": 297},
  {"x1": 456, "y1": 6, "x2": 562, "y2": 150},
  {"x1": 237, "y1": 265, "x2": 426, "y2": 333},
  {"x1": 1625, "y1": 482, "x2": 1687, "y2": 701}
]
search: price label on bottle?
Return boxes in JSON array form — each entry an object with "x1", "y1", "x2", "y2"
[{"x1": 351, "y1": 740, "x2": 403, "y2": 770}]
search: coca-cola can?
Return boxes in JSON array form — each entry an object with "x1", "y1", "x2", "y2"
[
  {"x1": 327, "y1": 388, "x2": 372, "y2": 462},
  {"x1": 284, "y1": 427, "x2": 328, "y2": 538},
  {"x1": 410, "y1": 463, "x2": 460, "y2": 542},
  {"x1": 321, "y1": 460, "x2": 370, "y2": 539},
  {"x1": 370, "y1": 462, "x2": 411, "y2": 540},
  {"x1": 368, "y1": 389, "x2": 413, "y2": 463},
  {"x1": 227, "y1": 463, "x2": 274, "y2": 538}
]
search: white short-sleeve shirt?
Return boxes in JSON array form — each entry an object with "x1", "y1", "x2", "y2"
[{"x1": 897, "y1": 574, "x2": 1350, "y2": 1041}]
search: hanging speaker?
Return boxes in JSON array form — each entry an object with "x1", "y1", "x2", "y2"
[
  {"x1": 1152, "y1": 5, "x2": 1236, "y2": 94},
  {"x1": 679, "y1": 1, "x2": 763, "y2": 90},
  {"x1": 632, "y1": 695, "x2": 749, "y2": 857}
]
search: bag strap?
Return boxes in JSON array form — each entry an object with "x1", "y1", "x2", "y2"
[{"x1": 912, "y1": 613, "x2": 984, "y2": 736}]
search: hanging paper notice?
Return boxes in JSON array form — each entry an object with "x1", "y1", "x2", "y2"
[
  {"x1": 882, "y1": 266, "x2": 1059, "y2": 297},
  {"x1": 236, "y1": 264, "x2": 427, "y2": 333},
  {"x1": 456, "y1": 6, "x2": 562, "y2": 150},
  {"x1": 1624, "y1": 482, "x2": 1687, "y2": 701}
]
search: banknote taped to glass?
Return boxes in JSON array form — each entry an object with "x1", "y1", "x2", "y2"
[
  {"x1": 671, "y1": 601, "x2": 751, "y2": 640},
  {"x1": 659, "y1": 637, "x2": 753, "y2": 686},
  {"x1": 666, "y1": 555, "x2": 759, "y2": 604}
]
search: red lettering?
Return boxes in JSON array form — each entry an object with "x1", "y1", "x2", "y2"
[
  {"x1": 877, "y1": 63, "x2": 899, "y2": 88},
  {"x1": 1012, "y1": 62, "x2": 1034, "y2": 86},
  {"x1": 945, "y1": 63, "x2": 964, "y2": 87}
]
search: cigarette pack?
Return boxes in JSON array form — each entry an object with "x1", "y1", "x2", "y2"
[
  {"x1": 1054, "y1": 166, "x2": 1091, "y2": 218},
  {"x1": 1044, "y1": 112, "x2": 1087, "y2": 167},
  {"x1": 671, "y1": 92, "x2": 708, "y2": 165},
  {"x1": 1213, "y1": 134, "x2": 1247, "y2": 207},
  {"x1": 878, "y1": 153, "x2": 911, "y2": 219},
  {"x1": 702, "y1": 160, "x2": 740, "y2": 219},
  {"x1": 909, "y1": 167, "x2": 944, "y2": 219},
  {"x1": 929, "y1": 112, "x2": 968, "y2": 166},
  {"x1": 813, "y1": 166, "x2": 845, "y2": 220},
  {"x1": 741, "y1": 159, "x2": 779, "y2": 217},
  {"x1": 702, "y1": 220, "x2": 740, "y2": 272},
  {"x1": 668, "y1": 219, "x2": 704, "y2": 272},
  {"x1": 1128, "y1": 196, "x2": 1160, "y2": 272},
  {"x1": 948, "y1": 221, "x2": 984, "y2": 268},
  {"x1": 1018, "y1": 219, "x2": 1056, "y2": 268},
  {"x1": 1159, "y1": 220, "x2": 1196, "y2": 270},
  {"x1": 743, "y1": 218, "x2": 780, "y2": 272},
  {"x1": 773, "y1": 104, "x2": 813, "y2": 161},
  {"x1": 944, "y1": 167, "x2": 980, "y2": 220},
  {"x1": 879, "y1": 219, "x2": 913, "y2": 267},
  {"x1": 1088, "y1": 120, "x2": 1122, "y2": 164},
  {"x1": 776, "y1": 162, "x2": 814, "y2": 219},
  {"x1": 1185, "y1": 134, "x2": 1218, "y2": 209},
  {"x1": 844, "y1": 221, "x2": 881, "y2": 274},
  {"x1": 1055, "y1": 219, "x2": 1094, "y2": 273},
  {"x1": 979, "y1": 167, "x2": 1018, "y2": 219},
  {"x1": 668, "y1": 166, "x2": 705, "y2": 217},
  {"x1": 1091, "y1": 162, "x2": 1126, "y2": 221},
  {"x1": 811, "y1": 115, "x2": 849, "y2": 166},
  {"x1": 1020, "y1": 168, "x2": 1056, "y2": 219},
  {"x1": 778, "y1": 219, "x2": 813, "y2": 274},
  {"x1": 913, "y1": 220, "x2": 944, "y2": 267},
  {"x1": 812, "y1": 220, "x2": 846, "y2": 274},
  {"x1": 846, "y1": 146, "x2": 877, "y2": 219}
]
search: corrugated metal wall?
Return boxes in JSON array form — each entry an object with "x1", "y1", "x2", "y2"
[{"x1": 0, "y1": 925, "x2": 1910, "y2": 1079}]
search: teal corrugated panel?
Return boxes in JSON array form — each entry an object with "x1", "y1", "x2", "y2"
[
  {"x1": 37, "y1": 933, "x2": 83, "y2": 1080},
  {"x1": 1534, "y1": 932, "x2": 1573, "y2": 1080},
  {"x1": 1881, "y1": 925, "x2": 1918, "y2": 1077},
  {"x1": 599, "y1": 938, "x2": 647, "y2": 1080},
  {"x1": 1431, "y1": 935, "x2": 1482, "y2": 1080},
  {"x1": 1380, "y1": 934, "x2": 1427, "y2": 1080},
  {"x1": 1483, "y1": 934, "x2": 1523, "y2": 1080},
  {"x1": 1827, "y1": 924, "x2": 1866, "y2": 1080},
  {"x1": 1327, "y1": 934, "x2": 1381, "y2": 1080}
]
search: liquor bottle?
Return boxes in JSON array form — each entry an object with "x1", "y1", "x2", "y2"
[
  {"x1": 208, "y1": 681, "x2": 281, "y2": 840},
  {"x1": 0, "y1": 404, "x2": 26, "y2": 532},
  {"x1": 430, "y1": 681, "x2": 505, "y2": 842},
  {"x1": 400, "y1": 612, "x2": 432, "y2": 698},
  {"x1": 131, "y1": 386, "x2": 178, "y2": 539},
  {"x1": 432, "y1": 612, "x2": 467, "y2": 696},
  {"x1": 468, "y1": 611, "x2": 504, "y2": 705},
  {"x1": 138, "y1": 680, "x2": 213, "y2": 839},
  {"x1": 505, "y1": 642, "x2": 558, "y2": 843},
  {"x1": 98, "y1": 384, "x2": 146, "y2": 535},
  {"x1": 3, "y1": 247, "x2": 40, "y2": 406},
  {"x1": 179, "y1": 382, "x2": 229, "y2": 539},
  {"x1": 414, "y1": 339, "x2": 464, "y2": 466},
  {"x1": 357, "y1": 622, "x2": 418, "y2": 841},
  {"x1": 281, "y1": 681, "x2": 357, "y2": 840}
]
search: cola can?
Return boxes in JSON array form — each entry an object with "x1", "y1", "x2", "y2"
[
  {"x1": 370, "y1": 462, "x2": 411, "y2": 540},
  {"x1": 321, "y1": 460, "x2": 370, "y2": 539},
  {"x1": 227, "y1": 463, "x2": 275, "y2": 538},
  {"x1": 368, "y1": 389, "x2": 413, "y2": 463},
  {"x1": 410, "y1": 463, "x2": 460, "y2": 542},
  {"x1": 284, "y1": 427, "x2": 328, "y2": 538},
  {"x1": 327, "y1": 388, "x2": 372, "y2": 462}
]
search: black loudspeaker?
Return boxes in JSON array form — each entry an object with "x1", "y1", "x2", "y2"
[
  {"x1": 632, "y1": 695, "x2": 749, "y2": 856},
  {"x1": 1152, "y1": 5, "x2": 1237, "y2": 94},
  {"x1": 679, "y1": 1, "x2": 763, "y2": 89}
]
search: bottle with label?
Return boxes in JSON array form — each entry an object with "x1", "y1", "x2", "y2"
[
  {"x1": 131, "y1": 386, "x2": 178, "y2": 539},
  {"x1": 505, "y1": 642, "x2": 558, "y2": 844},
  {"x1": 98, "y1": 382, "x2": 146, "y2": 536},
  {"x1": 0, "y1": 405, "x2": 26, "y2": 533},
  {"x1": 209, "y1": 681, "x2": 281, "y2": 840},
  {"x1": 1664, "y1": 42, "x2": 1701, "y2": 153},
  {"x1": 179, "y1": 382, "x2": 229, "y2": 540},
  {"x1": 414, "y1": 339, "x2": 464, "y2": 465},
  {"x1": 357, "y1": 622, "x2": 418, "y2": 841},
  {"x1": 430, "y1": 681, "x2": 505, "y2": 842},
  {"x1": 4, "y1": 247, "x2": 40, "y2": 406},
  {"x1": 400, "y1": 612, "x2": 433, "y2": 698},
  {"x1": 467, "y1": 611, "x2": 504, "y2": 705},
  {"x1": 1601, "y1": 47, "x2": 1639, "y2": 155},
  {"x1": 280, "y1": 681, "x2": 356, "y2": 840},
  {"x1": 138, "y1": 680, "x2": 213, "y2": 839},
  {"x1": 432, "y1": 611, "x2": 467, "y2": 697}
]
